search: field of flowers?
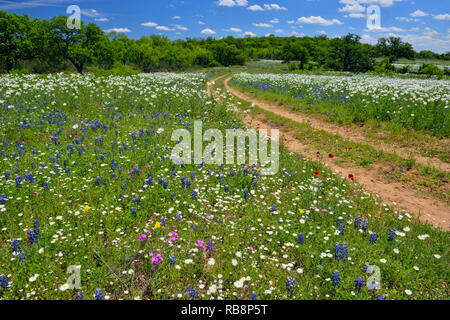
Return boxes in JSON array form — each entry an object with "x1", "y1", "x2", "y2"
[
  {"x1": 231, "y1": 73, "x2": 450, "y2": 137},
  {"x1": 0, "y1": 73, "x2": 448, "y2": 300}
]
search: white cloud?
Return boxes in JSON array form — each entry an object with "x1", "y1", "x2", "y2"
[
  {"x1": 365, "y1": 26, "x2": 406, "y2": 32},
  {"x1": 346, "y1": 13, "x2": 366, "y2": 18},
  {"x1": 247, "y1": 4, "x2": 264, "y2": 11},
  {"x1": 270, "y1": 18, "x2": 280, "y2": 23},
  {"x1": 198, "y1": 21, "x2": 205, "y2": 25},
  {"x1": 247, "y1": 3, "x2": 286, "y2": 11},
  {"x1": 217, "y1": 0, "x2": 248, "y2": 7},
  {"x1": 410, "y1": 10, "x2": 428, "y2": 17},
  {"x1": 395, "y1": 17, "x2": 419, "y2": 22},
  {"x1": 296, "y1": 16, "x2": 343, "y2": 26},
  {"x1": 173, "y1": 16, "x2": 181, "y2": 19},
  {"x1": 81, "y1": 9, "x2": 100, "y2": 17},
  {"x1": 156, "y1": 26, "x2": 175, "y2": 31},
  {"x1": 105, "y1": 28, "x2": 131, "y2": 33},
  {"x1": 173, "y1": 24, "x2": 188, "y2": 31},
  {"x1": 433, "y1": 13, "x2": 450, "y2": 21},
  {"x1": 0, "y1": 0, "x2": 73, "y2": 10},
  {"x1": 263, "y1": 4, "x2": 287, "y2": 11},
  {"x1": 339, "y1": 1, "x2": 365, "y2": 13},
  {"x1": 201, "y1": 28, "x2": 216, "y2": 35},
  {"x1": 338, "y1": 0, "x2": 404, "y2": 15},
  {"x1": 243, "y1": 31, "x2": 257, "y2": 37},
  {"x1": 141, "y1": 22, "x2": 158, "y2": 27},
  {"x1": 253, "y1": 23, "x2": 273, "y2": 27},
  {"x1": 226, "y1": 27, "x2": 243, "y2": 32},
  {"x1": 95, "y1": 18, "x2": 109, "y2": 22}
]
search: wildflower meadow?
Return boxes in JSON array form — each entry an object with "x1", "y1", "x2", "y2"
[{"x1": 0, "y1": 72, "x2": 448, "y2": 300}]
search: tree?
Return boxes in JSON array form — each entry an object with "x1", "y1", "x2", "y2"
[
  {"x1": 0, "y1": 11, "x2": 33, "y2": 72},
  {"x1": 376, "y1": 36, "x2": 415, "y2": 61},
  {"x1": 48, "y1": 16, "x2": 109, "y2": 73}
]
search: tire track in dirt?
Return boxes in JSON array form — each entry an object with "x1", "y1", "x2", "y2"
[
  {"x1": 210, "y1": 77, "x2": 449, "y2": 230},
  {"x1": 224, "y1": 77, "x2": 450, "y2": 173}
]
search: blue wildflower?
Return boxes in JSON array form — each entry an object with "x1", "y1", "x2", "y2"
[
  {"x1": 332, "y1": 271, "x2": 340, "y2": 285},
  {"x1": 94, "y1": 289, "x2": 104, "y2": 300},
  {"x1": 286, "y1": 278, "x2": 295, "y2": 297},
  {"x1": 355, "y1": 276, "x2": 364, "y2": 291}
]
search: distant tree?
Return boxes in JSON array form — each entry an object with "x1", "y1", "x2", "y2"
[
  {"x1": 48, "y1": 16, "x2": 110, "y2": 73},
  {"x1": 376, "y1": 36, "x2": 415, "y2": 61},
  {"x1": 0, "y1": 11, "x2": 33, "y2": 72}
]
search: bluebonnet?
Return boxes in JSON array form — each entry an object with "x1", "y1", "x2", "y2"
[
  {"x1": 191, "y1": 190, "x2": 197, "y2": 200},
  {"x1": 362, "y1": 219, "x2": 369, "y2": 231},
  {"x1": 334, "y1": 242, "x2": 348, "y2": 260},
  {"x1": 369, "y1": 233, "x2": 377, "y2": 244},
  {"x1": 250, "y1": 293, "x2": 257, "y2": 300},
  {"x1": 388, "y1": 228, "x2": 396, "y2": 242},
  {"x1": 286, "y1": 278, "x2": 295, "y2": 297},
  {"x1": 11, "y1": 239, "x2": 21, "y2": 253},
  {"x1": 94, "y1": 289, "x2": 105, "y2": 300},
  {"x1": 377, "y1": 295, "x2": 385, "y2": 300},
  {"x1": 0, "y1": 194, "x2": 7, "y2": 205},
  {"x1": 354, "y1": 216, "x2": 361, "y2": 229},
  {"x1": 169, "y1": 255, "x2": 176, "y2": 265},
  {"x1": 355, "y1": 276, "x2": 364, "y2": 291},
  {"x1": 43, "y1": 181, "x2": 49, "y2": 190},
  {"x1": 15, "y1": 176, "x2": 22, "y2": 188},
  {"x1": 96, "y1": 176, "x2": 102, "y2": 185},
  {"x1": 271, "y1": 204, "x2": 277, "y2": 212},
  {"x1": 186, "y1": 286, "x2": 198, "y2": 299},
  {"x1": 0, "y1": 274, "x2": 8, "y2": 289},
  {"x1": 28, "y1": 229, "x2": 39, "y2": 245},
  {"x1": 337, "y1": 218, "x2": 345, "y2": 235},
  {"x1": 4, "y1": 171, "x2": 10, "y2": 181},
  {"x1": 224, "y1": 185, "x2": 229, "y2": 192},
  {"x1": 332, "y1": 271, "x2": 340, "y2": 285},
  {"x1": 75, "y1": 292, "x2": 84, "y2": 300},
  {"x1": 297, "y1": 233, "x2": 304, "y2": 244},
  {"x1": 243, "y1": 188, "x2": 249, "y2": 200},
  {"x1": 206, "y1": 241, "x2": 215, "y2": 252}
]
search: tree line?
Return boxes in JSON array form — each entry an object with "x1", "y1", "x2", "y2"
[{"x1": 1, "y1": 10, "x2": 449, "y2": 74}]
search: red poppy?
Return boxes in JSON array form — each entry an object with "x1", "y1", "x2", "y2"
[
  {"x1": 348, "y1": 174, "x2": 354, "y2": 180},
  {"x1": 328, "y1": 153, "x2": 334, "y2": 158},
  {"x1": 316, "y1": 151, "x2": 320, "y2": 158},
  {"x1": 314, "y1": 171, "x2": 320, "y2": 176}
]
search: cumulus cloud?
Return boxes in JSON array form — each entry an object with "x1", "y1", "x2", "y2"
[
  {"x1": 243, "y1": 31, "x2": 257, "y2": 37},
  {"x1": 247, "y1": 4, "x2": 264, "y2": 11},
  {"x1": 296, "y1": 16, "x2": 343, "y2": 26},
  {"x1": 410, "y1": 10, "x2": 428, "y2": 17},
  {"x1": 105, "y1": 28, "x2": 131, "y2": 33},
  {"x1": 226, "y1": 27, "x2": 243, "y2": 32},
  {"x1": 433, "y1": 13, "x2": 450, "y2": 21},
  {"x1": 141, "y1": 22, "x2": 158, "y2": 27},
  {"x1": 156, "y1": 26, "x2": 175, "y2": 31},
  {"x1": 253, "y1": 23, "x2": 273, "y2": 27},
  {"x1": 365, "y1": 26, "x2": 406, "y2": 32},
  {"x1": 217, "y1": 0, "x2": 248, "y2": 7},
  {"x1": 247, "y1": 3, "x2": 286, "y2": 11},
  {"x1": 201, "y1": 28, "x2": 216, "y2": 35}
]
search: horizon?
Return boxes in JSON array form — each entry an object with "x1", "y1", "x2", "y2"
[{"x1": 1, "y1": 0, "x2": 449, "y2": 54}]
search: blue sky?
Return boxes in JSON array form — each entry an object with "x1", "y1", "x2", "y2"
[{"x1": 1, "y1": 0, "x2": 449, "y2": 53}]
